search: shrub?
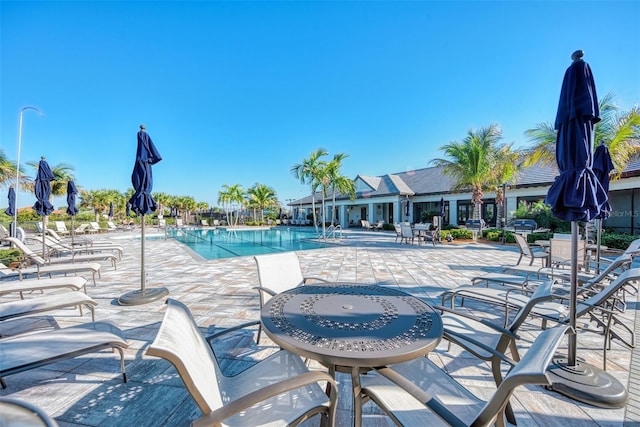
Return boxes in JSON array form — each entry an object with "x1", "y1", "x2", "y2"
[
  {"x1": 0, "y1": 249, "x2": 22, "y2": 266},
  {"x1": 601, "y1": 233, "x2": 640, "y2": 251}
]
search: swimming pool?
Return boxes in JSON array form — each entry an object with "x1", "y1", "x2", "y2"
[{"x1": 165, "y1": 227, "x2": 327, "y2": 260}]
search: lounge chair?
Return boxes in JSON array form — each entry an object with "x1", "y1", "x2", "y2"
[
  {"x1": 175, "y1": 218, "x2": 184, "y2": 228},
  {"x1": 359, "y1": 325, "x2": 569, "y2": 427},
  {"x1": 89, "y1": 222, "x2": 105, "y2": 233},
  {"x1": 54, "y1": 221, "x2": 70, "y2": 236},
  {"x1": 0, "y1": 320, "x2": 128, "y2": 389},
  {"x1": 0, "y1": 276, "x2": 88, "y2": 298},
  {"x1": 45, "y1": 229, "x2": 124, "y2": 259},
  {"x1": 75, "y1": 223, "x2": 90, "y2": 235},
  {"x1": 253, "y1": 252, "x2": 330, "y2": 343},
  {"x1": 361, "y1": 220, "x2": 374, "y2": 231},
  {"x1": 0, "y1": 237, "x2": 101, "y2": 285},
  {"x1": 145, "y1": 299, "x2": 337, "y2": 427},
  {"x1": 513, "y1": 232, "x2": 548, "y2": 266},
  {"x1": 200, "y1": 219, "x2": 208, "y2": 226},
  {"x1": 0, "y1": 290, "x2": 97, "y2": 324},
  {"x1": 106, "y1": 221, "x2": 121, "y2": 231},
  {"x1": 28, "y1": 235, "x2": 118, "y2": 269},
  {"x1": 445, "y1": 268, "x2": 640, "y2": 369}
]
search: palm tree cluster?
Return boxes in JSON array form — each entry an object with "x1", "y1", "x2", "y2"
[
  {"x1": 217, "y1": 183, "x2": 279, "y2": 227},
  {"x1": 432, "y1": 94, "x2": 638, "y2": 224},
  {"x1": 291, "y1": 149, "x2": 356, "y2": 238}
]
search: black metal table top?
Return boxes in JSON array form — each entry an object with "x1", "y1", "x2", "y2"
[{"x1": 260, "y1": 284, "x2": 443, "y2": 368}]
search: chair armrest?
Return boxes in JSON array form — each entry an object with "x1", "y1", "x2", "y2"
[
  {"x1": 191, "y1": 371, "x2": 337, "y2": 427},
  {"x1": 303, "y1": 276, "x2": 331, "y2": 284},
  {"x1": 251, "y1": 286, "x2": 277, "y2": 298},
  {"x1": 374, "y1": 367, "x2": 462, "y2": 427},
  {"x1": 205, "y1": 320, "x2": 261, "y2": 344}
]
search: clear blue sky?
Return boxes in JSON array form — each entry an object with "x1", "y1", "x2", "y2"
[{"x1": 2, "y1": 1, "x2": 639, "y2": 211}]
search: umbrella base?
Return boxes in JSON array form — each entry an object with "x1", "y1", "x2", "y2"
[
  {"x1": 547, "y1": 357, "x2": 628, "y2": 408},
  {"x1": 118, "y1": 287, "x2": 169, "y2": 306}
]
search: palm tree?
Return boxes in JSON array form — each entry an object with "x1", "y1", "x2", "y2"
[
  {"x1": 153, "y1": 192, "x2": 171, "y2": 218},
  {"x1": 326, "y1": 153, "x2": 355, "y2": 227},
  {"x1": 524, "y1": 92, "x2": 640, "y2": 179},
  {"x1": 80, "y1": 189, "x2": 111, "y2": 222},
  {"x1": 248, "y1": 183, "x2": 278, "y2": 223},
  {"x1": 432, "y1": 124, "x2": 519, "y2": 221},
  {"x1": 218, "y1": 184, "x2": 245, "y2": 227},
  {"x1": 291, "y1": 148, "x2": 328, "y2": 235}
]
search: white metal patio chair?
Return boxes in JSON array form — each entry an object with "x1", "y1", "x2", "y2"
[
  {"x1": 146, "y1": 298, "x2": 337, "y2": 427},
  {"x1": 253, "y1": 252, "x2": 330, "y2": 343},
  {"x1": 359, "y1": 325, "x2": 569, "y2": 427}
]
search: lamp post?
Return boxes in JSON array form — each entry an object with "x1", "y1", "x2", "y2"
[{"x1": 14, "y1": 106, "x2": 44, "y2": 237}]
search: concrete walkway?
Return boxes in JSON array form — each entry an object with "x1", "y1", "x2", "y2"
[{"x1": 0, "y1": 228, "x2": 637, "y2": 426}]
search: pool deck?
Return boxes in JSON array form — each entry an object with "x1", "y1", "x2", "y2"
[{"x1": 1, "y1": 227, "x2": 639, "y2": 426}]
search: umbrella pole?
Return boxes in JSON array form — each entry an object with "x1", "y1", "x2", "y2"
[
  {"x1": 141, "y1": 214, "x2": 146, "y2": 293},
  {"x1": 42, "y1": 217, "x2": 47, "y2": 261},
  {"x1": 546, "y1": 221, "x2": 628, "y2": 408},
  {"x1": 568, "y1": 221, "x2": 579, "y2": 366},
  {"x1": 596, "y1": 218, "x2": 602, "y2": 274},
  {"x1": 118, "y1": 213, "x2": 168, "y2": 306}
]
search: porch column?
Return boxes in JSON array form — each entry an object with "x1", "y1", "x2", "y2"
[{"x1": 450, "y1": 200, "x2": 459, "y2": 226}]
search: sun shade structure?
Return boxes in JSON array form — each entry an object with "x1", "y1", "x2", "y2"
[
  {"x1": 544, "y1": 50, "x2": 627, "y2": 408},
  {"x1": 33, "y1": 157, "x2": 55, "y2": 258},
  {"x1": 66, "y1": 180, "x2": 79, "y2": 245},
  {"x1": 118, "y1": 125, "x2": 168, "y2": 306},
  {"x1": 592, "y1": 143, "x2": 615, "y2": 271}
]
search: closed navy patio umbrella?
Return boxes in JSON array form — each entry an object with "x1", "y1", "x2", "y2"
[
  {"x1": 5, "y1": 187, "x2": 16, "y2": 237},
  {"x1": 33, "y1": 157, "x2": 55, "y2": 257},
  {"x1": 592, "y1": 142, "x2": 615, "y2": 272},
  {"x1": 108, "y1": 202, "x2": 114, "y2": 219},
  {"x1": 66, "y1": 180, "x2": 79, "y2": 244},
  {"x1": 545, "y1": 51, "x2": 626, "y2": 408},
  {"x1": 119, "y1": 125, "x2": 168, "y2": 306},
  {"x1": 5, "y1": 187, "x2": 16, "y2": 217},
  {"x1": 404, "y1": 199, "x2": 410, "y2": 218}
]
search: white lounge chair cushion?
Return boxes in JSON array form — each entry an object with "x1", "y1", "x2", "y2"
[{"x1": 0, "y1": 290, "x2": 97, "y2": 322}]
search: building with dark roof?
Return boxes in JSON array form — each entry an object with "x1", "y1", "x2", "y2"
[{"x1": 289, "y1": 158, "x2": 640, "y2": 234}]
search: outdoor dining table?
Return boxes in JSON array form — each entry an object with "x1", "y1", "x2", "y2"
[{"x1": 260, "y1": 283, "x2": 443, "y2": 427}]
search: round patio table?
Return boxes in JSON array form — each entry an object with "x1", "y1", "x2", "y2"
[{"x1": 261, "y1": 283, "x2": 443, "y2": 427}]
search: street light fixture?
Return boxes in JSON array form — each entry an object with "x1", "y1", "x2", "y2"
[{"x1": 14, "y1": 106, "x2": 44, "y2": 237}]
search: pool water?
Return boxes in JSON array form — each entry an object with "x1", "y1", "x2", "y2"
[{"x1": 165, "y1": 227, "x2": 327, "y2": 260}]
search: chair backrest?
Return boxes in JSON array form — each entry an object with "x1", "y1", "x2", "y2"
[
  {"x1": 575, "y1": 268, "x2": 640, "y2": 319},
  {"x1": 46, "y1": 229, "x2": 63, "y2": 241},
  {"x1": 473, "y1": 325, "x2": 569, "y2": 425},
  {"x1": 254, "y1": 252, "x2": 305, "y2": 299},
  {"x1": 2, "y1": 236, "x2": 46, "y2": 266},
  {"x1": 55, "y1": 221, "x2": 68, "y2": 232},
  {"x1": 90, "y1": 222, "x2": 101, "y2": 231},
  {"x1": 393, "y1": 223, "x2": 401, "y2": 234},
  {"x1": 146, "y1": 299, "x2": 224, "y2": 415},
  {"x1": 75, "y1": 223, "x2": 88, "y2": 233},
  {"x1": 400, "y1": 224, "x2": 414, "y2": 238},
  {"x1": 107, "y1": 221, "x2": 117, "y2": 229},
  {"x1": 176, "y1": 219, "x2": 184, "y2": 227},
  {"x1": 549, "y1": 238, "x2": 585, "y2": 267},
  {"x1": 201, "y1": 219, "x2": 208, "y2": 226},
  {"x1": 213, "y1": 220, "x2": 219, "y2": 226},
  {"x1": 513, "y1": 233, "x2": 533, "y2": 258}
]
